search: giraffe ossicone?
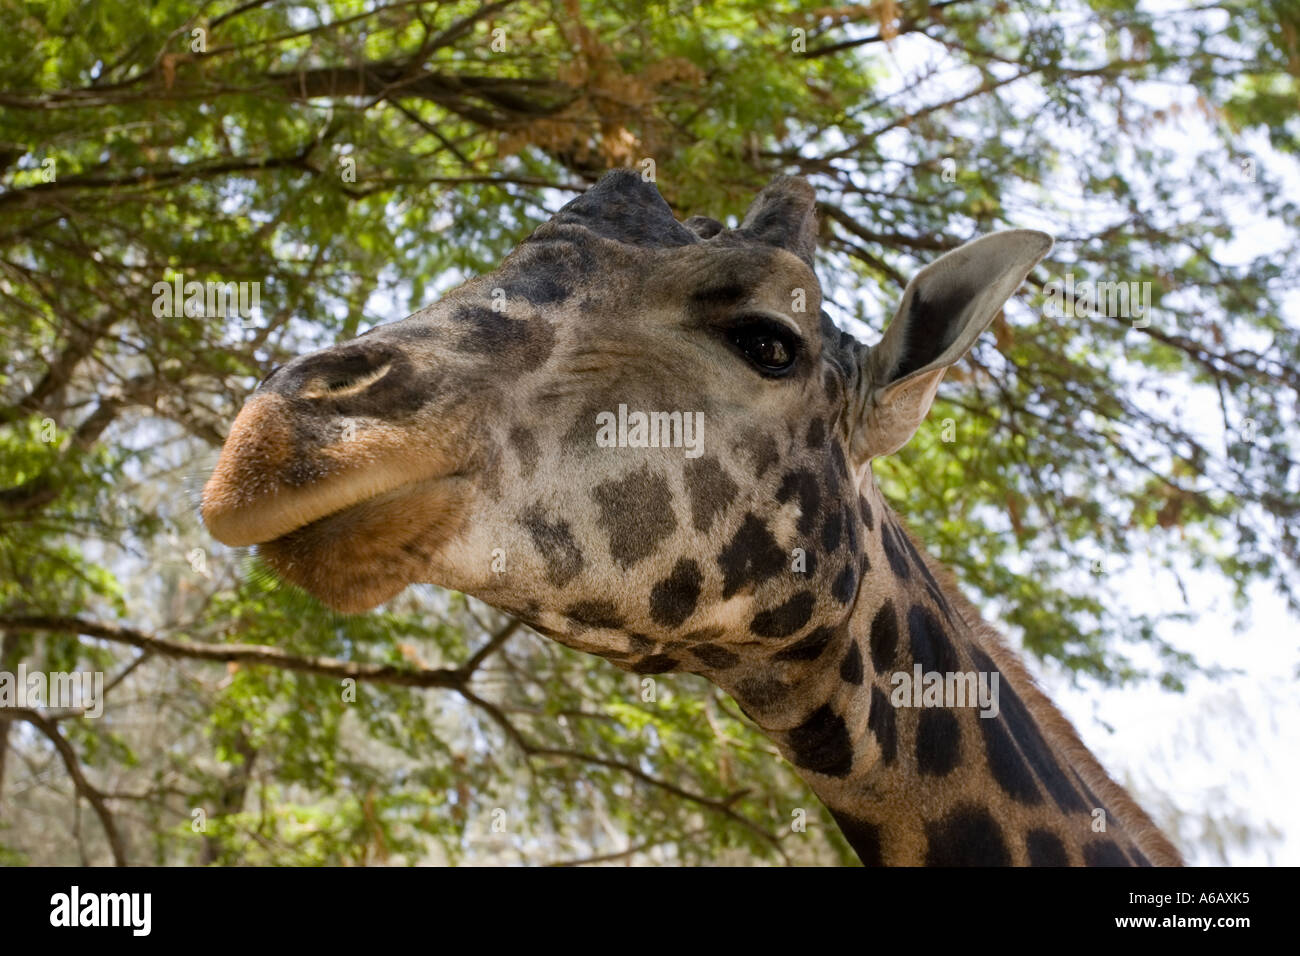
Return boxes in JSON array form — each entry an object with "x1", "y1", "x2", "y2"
[{"x1": 202, "y1": 170, "x2": 1182, "y2": 867}]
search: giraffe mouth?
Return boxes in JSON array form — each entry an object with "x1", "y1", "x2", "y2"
[
  {"x1": 202, "y1": 458, "x2": 458, "y2": 549},
  {"x1": 201, "y1": 391, "x2": 472, "y2": 611}
]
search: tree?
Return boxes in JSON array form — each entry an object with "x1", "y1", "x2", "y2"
[{"x1": 0, "y1": 0, "x2": 1295, "y2": 865}]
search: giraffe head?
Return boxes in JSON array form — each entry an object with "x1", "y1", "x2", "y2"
[{"x1": 203, "y1": 171, "x2": 1049, "y2": 685}]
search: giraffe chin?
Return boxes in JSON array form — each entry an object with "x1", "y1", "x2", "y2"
[{"x1": 255, "y1": 476, "x2": 471, "y2": 613}]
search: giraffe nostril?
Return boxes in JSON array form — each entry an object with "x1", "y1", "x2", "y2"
[
  {"x1": 302, "y1": 361, "x2": 392, "y2": 399},
  {"x1": 282, "y1": 344, "x2": 399, "y2": 401},
  {"x1": 261, "y1": 339, "x2": 427, "y2": 417}
]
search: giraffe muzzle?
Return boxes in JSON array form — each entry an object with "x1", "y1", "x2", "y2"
[{"x1": 201, "y1": 336, "x2": 475, "y2": 612}]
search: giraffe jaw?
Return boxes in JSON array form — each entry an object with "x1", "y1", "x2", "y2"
[{"x1": 253, "y1": 474, "x2": 472, "y2": 613}]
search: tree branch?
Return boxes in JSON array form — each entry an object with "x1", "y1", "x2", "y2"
[
  {"x1": 8, "y1": 708, "x2": 127, "y2": 866},
  {"x1": 0, "y1": 615, "x2": 466, "y2": 689}
]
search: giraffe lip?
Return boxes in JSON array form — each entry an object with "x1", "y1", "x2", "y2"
[
  {"x1": 262, "y1": 473, "x2": 464, "y2": 547},
  {"x1": 205, "y1": 467, "x2": 428, "y2": 547}
]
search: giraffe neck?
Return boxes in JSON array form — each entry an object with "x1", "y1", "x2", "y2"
[{"x1": 717, "y1": 486, "x2": 1180, "y2": 866}]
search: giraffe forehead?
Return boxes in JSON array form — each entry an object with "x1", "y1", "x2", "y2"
[{"x1": 483, "y1": 227, "x2": 827, "y2": 341}]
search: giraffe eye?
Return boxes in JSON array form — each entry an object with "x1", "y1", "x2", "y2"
[{"x1": 725, "y1": 317, "x2": 800, "y2": 376}]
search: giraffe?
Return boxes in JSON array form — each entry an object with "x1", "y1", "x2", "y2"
[{"x1": 202, "y1": 170, "x2": 1183, "y2": 866}]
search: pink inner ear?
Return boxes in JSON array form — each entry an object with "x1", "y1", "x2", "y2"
[{"x1": 852, "y1": 366, "x2": 948, "y2": 463}]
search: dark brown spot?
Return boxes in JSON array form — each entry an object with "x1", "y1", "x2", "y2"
[
  {"x1": 691, "y1": 643, "x2": 740, "y2": 669},
  {"x1": 521, "y1": 506, "x2": 584, "y2": 587},
  {"x1": 830, "y1": 811, "x2": 883, "y2": 866},
  {"x1": 683, "y1": 455, "x2": 738, "y2": 533},
  {"x1": 908, "y1": 604, "x2": 959, "y2": 674},
  {"x1": 924, "y1": 805, "x2": 1011, "y2": 866},
  {"x1": 915, "y1": 709, "x2": 961, "y2": 776},
  {"x1": 751, "y1": 591, "x2": 815, "y2": 638},
  {"x1": 649, "y1": 558, "x2": 703, "y2": 628},
  {"x1": 822, "y1": 368, "x2": 841, "y2": 403},
  {"x1": 831, "y1": 563, "x2": 856, "y2": 603},
  {"x1": 627, "y1": 633, "x2": 655, "y2": 653},
  {"x1": 1082, "y1": 841, "x2": 1132, "y2": 867},
  {"x1": 592, "y1": 465, "x2": 677, "y2": 570},
  {"x1": 881, "y1": 521, "x2": 911, "y2": 579},
  {"x1": 839, "y1": 642, "x2": 863, "y2": 684},
  {"x1": 508, "y1": 426, "x2": 540, "y2": 478},
  {"x1": 868, "y1": 601, "x2": 899, "y2": 672},
  {"x1": 745, "y1": 434, "x2": 780, "y2": 480},
  {"x1": 968, "y1": 647, "x2": 1088, "y2": 815},
  {"x1": 632, "y1": 654, "x2": 679, "y2": 674},
  {"x1": 776, "y1": 469, "x2": 820, "y2": 535},
  {"x1": 452, "y1": 304, "x2": 555, "y2": 370},
  {"x1": 867, "y1": 686, "x2": 897, "y2": 765},
  {"x1": 773, "y1": 625, "x2": 836, "y2": 662},
  {"x1": 564, "y1": 600, "x2": 623, "y2": 629},
  {"x1": 1026, "y1": 829, "x2": 1069, "y2": 866},
  {"x1": 735, "y1": 676, "x2": 790, "y2": 709},
  {"x1": 786, "y1": 704, "x2": 854, "y2": 777},
  {"x1": 717, "y1": 513, "x2": 786, "y2": 598},
  {"x1": 821, "y1": 509, "x2": 843, "y2": 552}
]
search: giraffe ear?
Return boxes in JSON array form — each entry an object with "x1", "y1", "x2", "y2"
[
  {"x1": 850, "y1": 229, "x2": 1052, "y2": 462},
  {"x1": 737, "y1": 175, "x2": 818, "y2": 267}
]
